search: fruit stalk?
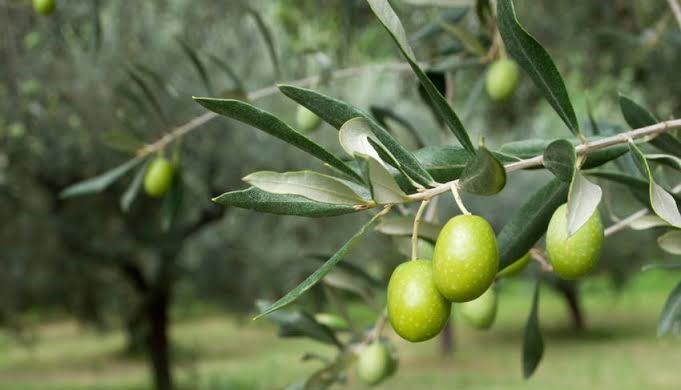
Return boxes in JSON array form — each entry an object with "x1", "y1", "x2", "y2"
[{"x1": 411, "y1": 199, "x2": 431, "y2": 261}]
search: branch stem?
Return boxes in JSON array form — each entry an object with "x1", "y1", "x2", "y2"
[
  {"x1": 411, "y1": 199, "x2": 431, "y2": 260},
  {"x1": 450, "y1": 184, "x2": 471, "y2": 215}
]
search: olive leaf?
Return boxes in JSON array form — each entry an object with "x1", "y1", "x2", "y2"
[
  {"x1": 243, "y1": 171, "x2": 370, "y2": 206},
  {"x1": 658, "y1": 230, "x2": 681, "y2": 255},
  {"x1": 370, "y1": 105, "x2": 426, "y2": 148},
  {"x1": 255, "y1": 301, "x2": 340, "y2": 346},
  {"x1": 619, "y1": 94, "x2": 681, "y2": 158},
  {"x1": 646, "y1": 154, "x2": 681, "y2": 170},
  {"x1": 629, "y1": 215, "x2": 669, "y2": 230},
  {"x1": 458, "y1": 143, "x2": 507, "y2": 195},
  {"x1": 255, "y1": 211, "x2": 386, "y2": 319},
  {"x1": 279, "y1": 85, "x2": 436, "y2": 187},
  {"x1": 177, "y1": 38, "x2": 212, "y2": 95},
  {"x1": 497, "y1": 0, "x2": 580, "y2": 137},
  {"x1": 500, "y1": 138, "x2": 627, "y2": 169},
  {"x1": 523, "y1": 281, "x2": 544, "y2": 378},
  {"x1": 658, "y1": 279, "x2": 681, "y2": 336},
  {"x1": 628, "y1": 142, "x2": 681, "y2": 228},
  {"x1": 193, "y1": 97, "x2": 363, "y2": 183},
  {"x1": 542, "y1": 139, "x2": 575, "y2": 182},
  {"x1": 497, "y1": 178, "x2": 568, "y2": 269},
  {"x1": 357, "y1": 154, "x2": 408, "y2": 204},
  {"x1": 212, "y1": 187, "x2": 359, "y2": 218},
  {"x1": 120, "y1": 162, "x2": 148, "y2": 213},
  {"x1": 376, "y1": 216, "x2": 442, "y2": 242},
  {"x1": 60, "y1": 156, "x2": 146, "y2": 198},
  {"x1": 366, "y1": 0, "x2": 476, "y2": 155},
  {"x1": 566, "y1": 171, "x2": 602, "y2": 236}
]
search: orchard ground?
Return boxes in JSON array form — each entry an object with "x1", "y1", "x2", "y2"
[{"x1": 1, "y1": 270, "x2": 680, "y2": 390}]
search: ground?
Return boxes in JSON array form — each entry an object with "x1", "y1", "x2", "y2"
[{"x1": 1, "y1": 270, "x2": 680, "y2": 390}]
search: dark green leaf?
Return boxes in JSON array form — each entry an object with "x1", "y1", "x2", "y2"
[
  {"x1": 458, "y1": 144, "x2": 507, "y2": 195},
  {"x1": 542, "y1": 139, "x2": 575, "y2": 182},
  {"x1": 658, "y1": 279, "x2": 681, "y2": 336},
  {"x1": 277, "y1": 85, "x2": 436, "y2": 187},
  {"x1": 376, "y1": 216, "x2": 442, "y2": 242},
  {"x1": 366, "y1": 0, "x2": 476, "y2": 154},
  {"x1": 410, "y1": 7, "x2": 469, "y2": 42},
  {"x1": 586, "y1": 96, "x2": 601, "y2": 135},
  {"x1": 497, "y1": 178, "x2": 568, "y2": 268},
  {"x1": 255, "y1": 301, "x2": 340, "y2": 346},
  {"x1": 213, "y1": 187, "x2": 359, "y2": 217},
  {"x1": 177, "y1": 38, "x2": 213, "y2": 95},
  {"x1": 370, "y1": 106, "x2": 426, "y2": 148},
  {"x1": 120, "y1": 162, "x2": 147, "y2": 213},
  {"x1": 193, "y1": 97, "x2": 363, "y2": 183},
  {"x1": 497, "y1": 0, "x2": 580, "y2": 136},
  {"x1": 208, "y1": 53, "x2": 246, "y2": 91},
  {"x1": 127, "y1": 68, "x2": 167, "y2": 124},
  {"x1": 619, "y1": 94, "x2": 681, "y2": 158},
  {"x1": 522, "y1": 281, "x2": 544, "y2": 378},
  {"x1": 245, "y1": 5, "x2": 281, "y2": 78},
  {"x1": 60, "y1": 157, "x2": 146, "y2": 198},
  {"x1": 500, "y1": 138, "x2": 628, "y2": 169},
  {"x1": 476, "y1": 0, "x2": 494, "y2": 30},
  {"x1": 304, "y1": 353, "x2": 355, "y2": 390},
  {"x1": 254, "y1": 211, "x2": 386, "y2": 319}
]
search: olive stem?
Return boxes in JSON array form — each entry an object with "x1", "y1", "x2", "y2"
[
  {"x1": 450, "y1": 184, "x2": 472, "y2": 216},
  {"x1": 530, "y1": 248, "x2": 553, "y2": 272},
  {"x1": 603, "y1": 183, "x2": 681, "y2": 237},
  {"x1": 411, "y1": 199, "x2": 431, "y2": 261}
]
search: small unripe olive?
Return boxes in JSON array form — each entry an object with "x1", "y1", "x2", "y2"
[
  {"x1": 296, "y1": 105, "x2": 322, "y2": 133},
  {"x1": 144, "y1": 157, "x2": 174, "y2": 198},
  {"x1": 546, "y1": 204, "x2": 603, "y2": 279},
  {"x1": 497, "y1": 251, "x2": 531, "y2": 279},
  {"x1": 314, "y1": 313, "x2": 349, "y2": 331},
  {"x1": 33, "y1": 0, "x2": 56, "y2": 15},
  {"x1": 356, "y1": 341, "x2": 392, "y2": 386},
  {"x1": 486, "y1": 58, "x2": 520, "y2": 101},
  {"x1": 387, "y1": 260, "x2": 451, "y2": 342},
  {"x1": 458, "y1": 286, "x2": 497, "y2": 329},
  {"x1": 432, "y1": 215, "x2": 499, "y2": 302}
]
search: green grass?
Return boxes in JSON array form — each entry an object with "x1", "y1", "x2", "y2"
[{"x1": 1, "y1": 270, "x2": 680, "y2": 389}]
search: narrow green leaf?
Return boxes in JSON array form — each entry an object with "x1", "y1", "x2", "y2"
[
  {"x1": 658, "y1": 279, "x2": 681, "y2": 336},
  {"x1": 413, "y1": 145, "x2": 472, "y2": 182},
  {"x1": 254, "y1": 211, "x2": 386, "y2": 319},
  {"x1": 619, "y1": 94, "x2": 681, "y2": 158},
  {"x1": 522, "y1": 281, "x2": 544, "y2": 379},
  {"x1": 586, "y1": 96, "x2": 601, "y2": 135},
  {"x1": 410, "y1": 7, "x2": 469, "y2": 42},
  {"x1": 360, "y1": 155, "x2": 408, "y2": 204},
  {"x1": 177, "y1": 38, "x2": 213, "y2": 95},
  {"x1": 194, "y1": 97, "x2": 363, "y2": 183},
  {"x1": 566, "y1": 170, "x2": 602, "y2": 236},
  {"x1": 245, "y1": 5, "x2": 280, "y2": 78},
  {"x1": 161, "y1": 168, "x2": 183, "y2": 232},
  {"x1": 497, "y1": 178, "x2": 568, "y2": 269},
  {"x1": 120, "y1": 162, "x2": 147, "y2": 212},
  {"x1": 127, "y1": 68, "x2": 166, "y2": 124},
  {"x1": 278, "y1": 85, "x2": 436, "y2": 186},
  {"x1": 243, "y1": 171, "x2": 369, "y2": 206},
  {"x1": 658, "y1": 230, "x2": 681, "y2": 255},
  {"x1": 458, "y1": 143, "x2": 507, "y2": 195},
  {"x1": 370, "y1": 106, "x2": 426, "y2": 148},
  {"x1": 629, "y1": 142, "x2": 681, "y2": 228},
  {"x1": 60, "y1": 157, "x2": 146, "y2": 198},
  {"x1": 208, "y1": 54, "x2": 245, "y2": 91},
  {"x1": 376, "y1": 216, "x2": 442, "y2": 242},
  {"x1": 497, "y1": 0, "x2": 580, "y2": 136},
  {"x1": 543, "y1": 139, "x2": 575, "y2": 182},
  {"x1": 366, "y1": 0, "x2": 476, "y2": 154},
  {"x1": 255, "y1": 301, "x2": 340, "y2": 346},
  {"x1": 629, "y1": 214, "x2": 668, "y2": 230},
  {"x1": 212, "y1": 187, "x2": 359, "y2": 217},
  {"x1": 99, "y1": 130, "x2": 145, "y2": 153}
]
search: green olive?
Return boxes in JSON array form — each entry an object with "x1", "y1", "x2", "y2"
[
  {"x1": 432, "y1": 215, "x2": 499, "y2": 302},
  {"x1": 143, "y1": 157, "x2": 174, "y2": 198},
  {"x1": 356, "y1": 341, "x2": 392, "y2": 386},
  {"x1": 387, "y1": 260, "x2": 451, "y2": 342},
  {"x1": 497, "y1": 251, "x2": 531, "y2": 279},
  {"x1": 458, "y1": 286, "x2": 497, "y2": 330},
  {"x1": 33, "y1": 0, "x2": 56, "y2": 15},
  {"x1": 546, "y1": 204, "x2": 603, "y2": 279},
  {"x1": 314, "y1": 313, "x2": 349, "y2": 331},
  {"x1": 486, "y1": 58, "x2": 520, "y2": 101},
  {"x1": 296, "y1": 105, "x2": 322, "y2": 133}
]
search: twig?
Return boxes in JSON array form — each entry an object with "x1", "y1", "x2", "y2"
[
  {"x1": 136, "y1": 62, "x2": 415, "y2": 157},
  {"x1": 603, "y1": 183, "x2": 681, "y2": 237},
  {"x1": 530, "y1": 248, "x2": 553, "y2": 273},
  {"x1": 450, "y1": 183, "x2": 471, "y2": 215},
  {"x1": 408, "y1": 118, "x2": 681, "y2": 203},
  {"x1": 411, "y1": 199, "x2": 431, "y2": 260},
  {"x1": 667, "y1": 0, "x2": 681, "y2": 30}
]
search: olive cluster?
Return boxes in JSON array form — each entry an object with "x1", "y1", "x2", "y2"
[{"x1": 386, "y1": 206, "x2": 603, "y2": 342}]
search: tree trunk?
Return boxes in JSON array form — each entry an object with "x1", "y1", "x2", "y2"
[
  {"x1": 556, "y1": 281, "x2": 585, "y2": 331},
  {"x1": 147, "y1": 290, "x2": 173, "y2": 390}
]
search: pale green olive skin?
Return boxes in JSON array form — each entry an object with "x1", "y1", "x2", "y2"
[
  {"x1": 486, "y1": 59, "x2": 520, "y2": 101},
  {"x1": 459, "y1": 286, "x2": 497, "y2": 329},
  {"x1": 387, "y1": 260, "x2": 451, "y2": 342},
  {"x1": 497, "y1": 251, "x2": 531, "y2": 279},
  {"x1": 546, "y1": 204, "x2": 604, "y2": 279},
  {"x1": 432, "y1": 215, "x2": 499, "y2": 302},
  {"x1": 144, "y1": 157, "x2": 174, "y2": 198},
  {"x1": 356, "y1": 342, "x2": 392, "y2": 386},
  {"x1": 33, "y1": 0, "x2": 56, "y2": 15},
  {"x1": 296, "y1": 105, "x2": 322, "y2": 133}
]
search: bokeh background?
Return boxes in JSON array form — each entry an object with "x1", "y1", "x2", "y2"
[{"x1": 1, "y1": 0, "x2": 681, "y2": 389}]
